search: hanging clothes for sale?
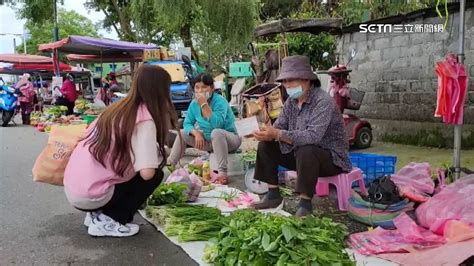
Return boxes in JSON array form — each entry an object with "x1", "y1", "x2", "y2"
[{"x1": 434, "y1": 53, "x2": 468, "y2": 125}]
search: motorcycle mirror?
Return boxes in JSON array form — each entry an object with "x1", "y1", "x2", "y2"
[
  {"x1": 347, "y1": 49, "x2": 357, "y2": 66},
  {"x1": 181, "y1": 55, "x2": 192, "y2": 67},
  {"x1": 350, "y1": 49, "x2": 357, "y2": 59}
]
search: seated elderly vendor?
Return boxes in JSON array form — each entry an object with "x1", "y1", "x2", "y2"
[{"x1": 251, "y1": 55, "x2": 352, "y2": 217}]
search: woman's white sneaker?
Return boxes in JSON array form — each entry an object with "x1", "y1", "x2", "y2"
[
  {"x1": 84, "y1": 212, "x2": 139, "y2": 230},
  {"x1": 87, "y1": 213, "x2": 139, "y2": 237},
  {"x1": 83, "y1": 212, "x2": 98, "y2": 227}
]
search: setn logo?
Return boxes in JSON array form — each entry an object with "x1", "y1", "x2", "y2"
[{"x1": 359, "y1": 24, "x2": 393, "y2": 33}]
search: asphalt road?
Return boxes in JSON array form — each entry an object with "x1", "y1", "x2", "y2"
[{"x1": 0, "y1": 122, "x2": 196, "y2": 265}]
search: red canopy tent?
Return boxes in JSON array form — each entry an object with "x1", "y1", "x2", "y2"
[
  {"x1": 0, "y1": 54, "x2": 54, "y2": 64},
  {"x1": 0, "y1": 54, "x2": 72, "y2": 73},
  {"x1": 11, "y1": 63, "x2": 71, "y2": 72}
]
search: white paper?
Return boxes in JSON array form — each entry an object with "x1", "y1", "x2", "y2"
[{"x1": 235, "y1": 116, "x2": 260, "y2": 137}]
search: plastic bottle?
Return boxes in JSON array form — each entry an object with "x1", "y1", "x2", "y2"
[{"x1": 202, "y1": 161, "x2": 210, "y2": 181}]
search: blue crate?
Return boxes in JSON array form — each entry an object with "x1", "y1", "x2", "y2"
[{"x1": 349, "y1": 153, "x2": 397, "y2": 186}]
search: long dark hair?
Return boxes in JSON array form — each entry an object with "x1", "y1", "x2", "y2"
[{"x1": 85, "y1": 64, "x2": 178, "y2": 176}]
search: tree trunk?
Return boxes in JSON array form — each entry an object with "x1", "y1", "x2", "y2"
[
  {"x1": 179, "y1": 23, "x2": 199, "y2": 63},
  {"x1": 110, "y1": 0, "x2": 136, "y2": 42}
]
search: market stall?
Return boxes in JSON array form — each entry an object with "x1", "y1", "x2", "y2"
[{"x1": 38, "y1": 35, "x2": 159, "y2": 77}]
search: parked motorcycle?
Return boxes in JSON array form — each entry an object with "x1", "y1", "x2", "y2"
[
  {"x1": 319, "y1": 49, "x2": 373, "y2": 149},
  {"x1": 0, "y1": 77, "x2": 19, "y2": 127}
]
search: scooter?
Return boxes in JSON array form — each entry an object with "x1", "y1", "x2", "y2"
[
  {"x1": 0, "y1": 77, "x2": 19, "y2": 127},
  {"x1": 319, "y1": 49, "x2": 373, "y2": 149}
]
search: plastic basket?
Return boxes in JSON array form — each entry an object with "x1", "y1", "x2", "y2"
[
  {"x1": 349, "y1": 153, "x2": 397, "y2": 185},
  {"x1": 81, "y1": 115, "x2": 98, "y2": 125}
]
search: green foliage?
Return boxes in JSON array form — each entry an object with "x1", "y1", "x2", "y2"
[
  {"x1": 382, "y1": 129, "x2": 474, "y2": 149},
  {"x1": 283, "y1": 1, "x2": 336, "y2": 70},
  {"x1": 332, "y1": 0, "x2": 443, "y2": 25},
  {"x1": 287, "y1": 32, "x2": 336, "y2": 70},
  {"x1": 5, "y1": 0, "x2": 64, "y2": 26},
  {"x1": 128, "y1": 0, "x2": 258, "y2": 63},
  {"x1": 18, "y1": 9, "x2": 99, "y2": 55},
  {"x1": 259, "y1": 0, "x2": 303, "y2": 20},
  {"x1": 85, "y1": 0, "x2": 136, "y2": 41}
]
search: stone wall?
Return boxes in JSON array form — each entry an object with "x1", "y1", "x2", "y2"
[{"x1": 338, "y1": 8, "x2": 474, "y2": 129}]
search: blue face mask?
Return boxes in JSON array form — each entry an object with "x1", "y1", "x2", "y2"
[{"x1": 287, "y1": 86, "x2": 304, "y2": 99}]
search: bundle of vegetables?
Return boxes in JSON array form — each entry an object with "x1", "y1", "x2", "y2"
[
  {"x1": 146, "y1": 204, "x2": 224, "y2": 242},
  {"x1": 147, "y1": 183, "x2": 188, "y2": 206},
  {"x1": 204, "y1": 209, "x2": 354, "y2": 265},
  {"x1": 74, "y1": 98, "x2": 90, "y2": 113},
  {"x1": 187, "y1": 158, "x2": 204, "y2": 177},
  {"x1": 30, "y1": 111, "x2": 43, "y2": 126},
  {"x1": 241, "y1": 149, "x2": 257, "y2": 163},
  {"x1": 45, "y1": 106, "x2": 68, "y2": 117}
]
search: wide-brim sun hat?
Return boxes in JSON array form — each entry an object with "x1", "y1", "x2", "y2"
[{"x1": 276, "y1": 55, "x2": 318, "y2": 81}]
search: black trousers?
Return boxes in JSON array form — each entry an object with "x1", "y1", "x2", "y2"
[
  {"x1": 81, "y1": 170, "x2": 163, "y2": 225},
  {"x1": 254, "y1": 141, "x2": 343, "y2": 197},
  {"x1": 65, "y1": 101, "x2": 75, "y2": 115}
]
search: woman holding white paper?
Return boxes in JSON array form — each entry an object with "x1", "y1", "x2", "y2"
[{"x1": 168, "y1": 73, "x2": 241, "y2": 184}]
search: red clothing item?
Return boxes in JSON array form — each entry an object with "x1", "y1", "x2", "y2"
[
  {"x1": 435, "y1": 54, "x2": 468, "y2": 125},
  {"x1": 60, "y1": 79, "x2": 78, "y2": 102}
]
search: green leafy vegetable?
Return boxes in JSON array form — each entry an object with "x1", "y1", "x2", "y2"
[
  {"x1": 147, "y1": 183, "x2": 188, "y2": 206},
  {"x1": 219, "y1": 190, "x2": 239, "y2": 202},
  {"x1": 146, "y1": 204, "x2": 224, "y2": 242},
  {"x1": 204, "y1": 209, "x2": 354, "y2": 265},
  {"x1": 279, "y1": 186, "x2": 294, "y2": 197}
]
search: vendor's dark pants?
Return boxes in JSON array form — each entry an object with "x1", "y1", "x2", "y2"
[
  {"x1": 65, "y1": 101, "x2": 75, "y2": 116},
  {"x1": 80, "y1": 170, "x2": 163, "y2": 225},
  {"x1": 254, "y1": 141, "x2": 343, "y2": 197}
]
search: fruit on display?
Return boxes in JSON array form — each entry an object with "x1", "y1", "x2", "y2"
[{"x1": 74, "y1": 98, "x2": 91, "y2": 114}]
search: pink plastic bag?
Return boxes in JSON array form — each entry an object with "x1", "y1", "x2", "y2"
[
  {"x1": 349, "y1": 213, "x2": 445, "y2": 255},
  {"x1": 416, "y1": 175, "x2": 474, "y2": 235},
  {"x1": 165, "y1": 168, "x2": 202, "y2": 202},
  {"x1": 391, "y1": 162, "x2": 435, "y2": 202}
]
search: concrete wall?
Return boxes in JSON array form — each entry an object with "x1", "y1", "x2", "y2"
[{"x1": 338, "y1": 8, "x2": 474, "y2": 131}]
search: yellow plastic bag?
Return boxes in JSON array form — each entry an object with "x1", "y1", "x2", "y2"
[{"x1": 32, "y1": 124, "x2": 87, "y2": 186}]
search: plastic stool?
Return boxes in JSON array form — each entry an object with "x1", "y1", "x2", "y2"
[{"x1": 315, "y1": 168, "x2": 367, "y2": 211}]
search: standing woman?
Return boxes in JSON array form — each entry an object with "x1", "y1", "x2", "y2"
[
  {"x1": 16, "y1": 73, "x2": 36, "y2": 125},
  {"x1": 60, "y1": 74, "x2": 79, "y2": 115},
  {"x1": 64, "y1": 65, "x2": 178, "y2": 237}
]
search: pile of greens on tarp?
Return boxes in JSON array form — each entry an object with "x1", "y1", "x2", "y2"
[
  {"x1": 204, "y1": 209, "x2": 354, "y2": 266},
  {"x1": 146, "y1": 204, "x2": 224, "y2": 242}
]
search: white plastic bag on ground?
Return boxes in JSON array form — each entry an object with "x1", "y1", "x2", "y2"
[{"x1": 165, "y1": 168, "x2": 202, "y2": 202}]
